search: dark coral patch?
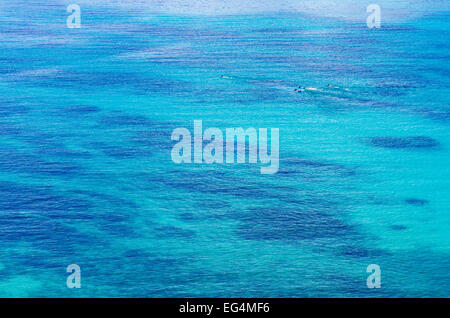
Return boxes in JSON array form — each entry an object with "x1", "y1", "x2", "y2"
[
  {"x1": 70, "y1": 189, "x2": 139, "y2": 209},
  {"x1": 36, "y1": 146, "x2": 92, "y2": 159},
  {"x1": 0, "y1": 102, "x2": 29, "y2": 117},
  {"x1": 0, "y1": 181, "x2": 101, "y2": 254},
  {"x1": 102, "y1": 146, "x2": 152, "y2": 159},
  {"x1": 278, "y1": 157, "x2": 357, "y2": 180},
  {"x1": 390, "y1": 225, "x2": 407, "y2": 231},
  {"x1": 405, "y1": 198, "x2": 429, "y2": 206},
  {"x1": 155, "y1": 225, "x2": 195, "y2": 238},
  {"x1": 129, "y1": 127, "x2": 175, "y2": 150},
  {"x1": 417, "y1": 108, "x2": 450, "y2": 122},
  {"x1": 236, "y1": 207, "x2": 353, "y2": 241},
  {"x1": 64, "y1": 105, "x2": 100, "y2": 115},
  {"x1": 0, "y1": 150, "x2": 80, "y2": 176},
  {"x1": 99, "y1": 115, "x2": 153, "y2": 127},
  {"x1": 179, "y1": 212, "x2": 196, "y2": 221},
  {"x1": 340, "y1": 245, "x2": 386, "y2": 258},
  {"x1": 0, "y1": 181, "x2": 91, "y2": 214},
  {"x1": 369, "y1": 136, "x2": 439, "y2": 149}
]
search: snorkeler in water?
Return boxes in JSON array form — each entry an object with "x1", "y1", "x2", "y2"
[
  {"x1": 295, "y1": 86, "x2": 306, "y2": 93},
  {"x1": 296, "y1": 85, "x2": 319, "y2": 92}
]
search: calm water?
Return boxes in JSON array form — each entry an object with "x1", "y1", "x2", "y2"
[{"x1": 0, "y1": 1, "x2": 449, "y2": 297}]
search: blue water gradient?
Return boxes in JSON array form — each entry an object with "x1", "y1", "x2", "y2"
[{"x1": 0, "y1": 1, "x2": 449, "y2": 297}]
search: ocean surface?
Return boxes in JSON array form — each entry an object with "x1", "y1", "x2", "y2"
[{"x1": 0, "y1": 0, "x2": 449, "y2": 297}]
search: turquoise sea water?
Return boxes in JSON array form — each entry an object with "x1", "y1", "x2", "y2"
[{"x1": 0, "y1": 1, "x2": 449, "y2": 297}]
